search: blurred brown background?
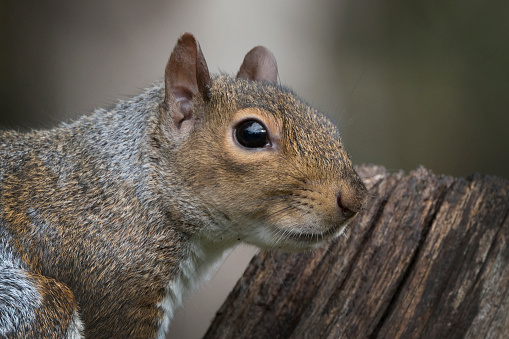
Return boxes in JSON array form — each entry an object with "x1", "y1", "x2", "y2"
[{"x1": 1, "y1": 1, "x2": 508, "y2": 338}]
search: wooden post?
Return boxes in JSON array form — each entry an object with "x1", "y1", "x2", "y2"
[{"x1": 204, "y1": 165, "x2": 509, "y2": 339}]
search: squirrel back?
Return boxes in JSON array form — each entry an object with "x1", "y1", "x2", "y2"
[{"x1": 0, "y1": 33, "x2": 367, "y2": 338}]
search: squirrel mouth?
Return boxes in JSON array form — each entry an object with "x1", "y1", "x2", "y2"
[{"x1": 284, "y1": 222, "x2": 347, "y2": 243}]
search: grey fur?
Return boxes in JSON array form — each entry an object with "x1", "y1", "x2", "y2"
[
  {"x1": 66, "y1": 311, "x2": 85, "y2": 339},
  {"x1": 0, "y1": 229, "x2": 41, "y2": 337}
]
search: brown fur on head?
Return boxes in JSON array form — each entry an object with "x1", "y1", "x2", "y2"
[{"x1": 153, "y1": 33, "x2": 367, "y2": 251}]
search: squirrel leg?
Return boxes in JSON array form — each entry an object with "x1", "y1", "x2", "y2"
[{"x1": 0, "y1": 267, "x2": 84, "y2": 339}]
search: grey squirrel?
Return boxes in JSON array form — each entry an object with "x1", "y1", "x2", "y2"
[{"x1": 0, "y1": 33, "x2": 367, "y2": 338}]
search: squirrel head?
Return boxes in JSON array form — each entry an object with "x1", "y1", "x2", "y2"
[{"x1": 152, "y1": 33, "x2": 367, "y2": 251}]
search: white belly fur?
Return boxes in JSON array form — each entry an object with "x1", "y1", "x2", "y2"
[{"x1": 156, "y1": 238, "x2": 234, "y2": 339}]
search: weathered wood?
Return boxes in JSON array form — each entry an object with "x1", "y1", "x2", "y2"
[{"x1": 204, "y1": 165, "x2": 509, "y2": 339}]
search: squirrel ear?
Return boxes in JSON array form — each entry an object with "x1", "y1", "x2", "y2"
[
  {"x1": 164, "y1": 33, "x2": 211, "y2": 132},
  {"x1": 237, "y1": 46, "x2": 278, "y2": 84}
]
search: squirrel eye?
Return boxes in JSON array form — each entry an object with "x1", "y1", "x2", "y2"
[{"x1": 234, "y1": 120, "x2": 270, "y2": 148}]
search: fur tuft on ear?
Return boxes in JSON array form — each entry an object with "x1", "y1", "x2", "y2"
[
  {"x1": 237, "y1": 46, "x2": 278, "y2": 84},
  {"x1": 164, "y1": 33, "x2": 211, "y2": 133}
]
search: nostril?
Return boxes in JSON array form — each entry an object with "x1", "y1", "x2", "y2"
[{"x1": 337, "y1": 193, "x2": 356, "y2": 219}]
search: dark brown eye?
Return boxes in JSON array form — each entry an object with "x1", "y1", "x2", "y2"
[{"x1": 234, "y1": 120, "x2": 269, "y2": 148}]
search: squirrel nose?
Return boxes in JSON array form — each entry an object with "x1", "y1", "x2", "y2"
[{"x1": 336, "y1": 188, "x2": 366, "y2": 219}]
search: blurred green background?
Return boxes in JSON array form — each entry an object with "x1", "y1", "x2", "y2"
[{"x1": 1, "y1": 1, "x2": 508, "y2": 338}]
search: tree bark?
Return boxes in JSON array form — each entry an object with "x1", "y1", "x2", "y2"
[{"x1": 204, "y1": 165, "x2": 509, "y2": 339}]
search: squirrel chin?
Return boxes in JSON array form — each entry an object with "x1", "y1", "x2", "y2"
[{"x1": 234, "y1": 218, "x2": 353, "y2": 253}]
